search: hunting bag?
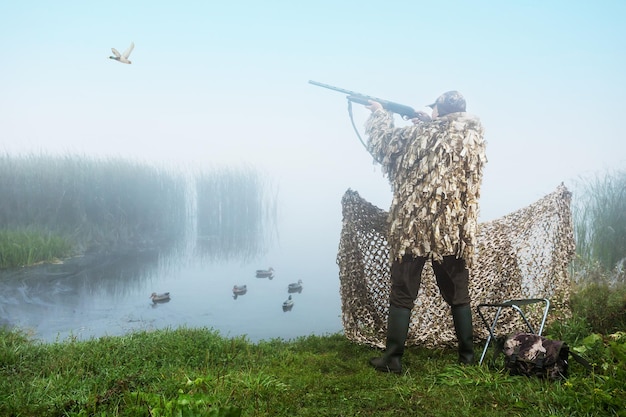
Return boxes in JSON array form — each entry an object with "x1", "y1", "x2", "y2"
[
  {"x1": 503, "y1": 333, "x2": 569, "y2": 379},
  {"x1": 499, "y1": 332, "x2": 592, "y2": 380}
]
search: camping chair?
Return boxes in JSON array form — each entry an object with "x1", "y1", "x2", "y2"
[{"x1": 476, "y1": 298, "x2": 550, "y2": 365}]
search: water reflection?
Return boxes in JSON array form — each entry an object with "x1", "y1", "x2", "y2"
[
  {"x1": 150, "y1": 301, "x2": 170, "y2": 309},
  {"x1": 0, "y1": 244, "x2": 342, "y2": 343},
  {"x1": 0, "y1": 249, "x2": 161, "y2": 305},
  {"x1": 0, "y1": 249, "x2": 161, "y2": 339}
]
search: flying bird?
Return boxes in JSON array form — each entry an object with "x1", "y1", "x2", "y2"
[{"x1": 109, "y1": 42, "x2": 134, "y2": 64}]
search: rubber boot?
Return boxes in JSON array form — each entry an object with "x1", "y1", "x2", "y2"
[
  {"x1": 452, "y1": 304, "x2": 475, "y2": 365},
  {"x1": 369, "y1": 306, "x2": 411, "y2": 374}
]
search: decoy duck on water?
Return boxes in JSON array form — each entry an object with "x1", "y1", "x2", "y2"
[
  {"x1": 282, "y1": 295, "x2": 294, "y2": 311},
  {"x1": 255, "y1": 267, "x2": 274, "y2": 278},
  {"x1": 283, "y1": 295, "x2": 294, "y2": 308},
  {"x1": 287, "y1": 279, "x2": 303, "y2": 292},
  {"x1": 150, "y1": 292, "x2": 170, "y2": 303},
  {"x1": 232, "y1": 284, "x2": 247, "y2": 295},
  {"x1": 109, "y1": 42, "x2": 134, "y2": 64}
]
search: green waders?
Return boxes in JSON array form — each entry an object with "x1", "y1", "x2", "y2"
[
  {"x1": 369, "y1": 306, "x2": 412, "y2": 374},
  {"x1": 451, "y1": 304, "x2": 475, "y2": 364}
]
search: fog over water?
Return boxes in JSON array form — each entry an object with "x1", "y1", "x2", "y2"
[{"x1": 0, "y1": 181, "x2": 346, "y2": 343}]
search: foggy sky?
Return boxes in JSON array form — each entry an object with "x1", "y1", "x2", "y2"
[{"x1": 1, "y1": 0, "x2": 624, "y2": 227}]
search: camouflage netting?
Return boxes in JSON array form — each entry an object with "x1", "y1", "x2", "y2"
[{"x1": 337, "y1": 184, "x2": 575, "y2": 348}]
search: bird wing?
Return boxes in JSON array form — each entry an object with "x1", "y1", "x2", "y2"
[
  {"x1": 122, "y1": 42, "x2": 135, "y2": 59},
  {"x1": 110, "y1": 48, "x2": 121, "y2": 58}
]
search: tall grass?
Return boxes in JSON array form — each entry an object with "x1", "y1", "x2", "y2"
[
  {"x1": 0, "y1": 153, "x2": 187, "y2": 252},
  {"x1": 0, "y1": 227, "x2": 74, "y2": 268},
  {"x1": 571, "y1": 169, "x2": 626, "y2": 283},
  {"x1": 0, "y1": 153, "x2": 277, "y2": 268},
  {"x1": 195, "y1": 165, "x2": 277, "y2": 262},
  {"x1": 569, "y1": 169, "x2": 626, "y2": 335}
]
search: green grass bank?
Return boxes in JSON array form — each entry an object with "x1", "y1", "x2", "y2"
[{"x1": 0, "y1": 323, "x2": 624, "y2": 417}]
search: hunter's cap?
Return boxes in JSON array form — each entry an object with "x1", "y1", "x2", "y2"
[{"x1": 428, "y1": 91, "x2": 466, "y2": 116}]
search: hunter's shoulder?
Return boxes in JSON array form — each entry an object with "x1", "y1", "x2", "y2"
[
  {"x1": 440, "y1": 112, "x2": 481, "y2": 124},
  {"x1": 434, "y1": 112, "x2": 483, "y2": 132}
]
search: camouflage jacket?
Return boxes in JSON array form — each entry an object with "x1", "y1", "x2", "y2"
[{"x1": 365, "y1": 109, "x2": 487, "y2": 267}]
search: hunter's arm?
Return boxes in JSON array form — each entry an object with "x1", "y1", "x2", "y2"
[{"x1": 365, "y1": 109, "x2": 421, "y2": 175}]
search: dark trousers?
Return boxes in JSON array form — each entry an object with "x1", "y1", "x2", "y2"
[{"x1": 389, "y1": 254, "x2": 470, "y2": 310}]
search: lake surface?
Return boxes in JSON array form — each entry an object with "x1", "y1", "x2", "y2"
[{"x1": 0, "y1": 216, "x2": 345, "y2": 343}]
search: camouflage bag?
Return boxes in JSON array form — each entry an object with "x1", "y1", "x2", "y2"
[{"x1": 502, "y1": 333, "x2": 570, "y2": 380}]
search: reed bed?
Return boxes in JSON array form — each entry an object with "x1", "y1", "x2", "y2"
[
  {"x1": 195, "y1": 165, "x2": 277, "y2": 262},
  {"x1": 0, "y1": 153, "x2": 276, "y2": 268},
  {"x1": 571, "y1": 169, "x2": 626, "y2": 285},
  {"x1": 0, "y1": 153, "x2": 187, "y2": 249}
]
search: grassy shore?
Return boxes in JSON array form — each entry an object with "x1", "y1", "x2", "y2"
[
  {"x1": 0, "y1": 228, "x2": 74, "y2": 269},
  {"x1": 0, "y1": 323, "x2": 624, "y2": 416}
]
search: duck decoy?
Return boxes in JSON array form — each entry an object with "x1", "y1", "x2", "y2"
[
  {"x1": 255, "y1": 267, "x2": 274, "y2": 279},
  {"x1": 150, "y1": 292, "x2": 170, "y2": 303},
  {"x1": 287, "y1": 279, "x2": 303, "y2": 293},
  {"x1": 282, "y1": 295, "x2": 294, "y2": 309},
  {"x1": 232, "y1": 284, "x2": 247, "y2": 296},
  {"x1": 109, "y1": 42, "x2": 134, "y2": 64},
  {"x1": 283, "y1": 296, "x2": 293, "y2": 311}
]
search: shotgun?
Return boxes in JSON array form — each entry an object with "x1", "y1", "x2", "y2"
[{"x1": 309, "y1": 80, "x2": 430, "y2": 121}]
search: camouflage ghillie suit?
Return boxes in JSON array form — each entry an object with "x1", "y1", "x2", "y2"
[
  {"x1": 365, "y1": 109, "x2": 487, "y2": 268},
  {"x1": 365, "y1": 99, "x2": 487, "y2": 371}
]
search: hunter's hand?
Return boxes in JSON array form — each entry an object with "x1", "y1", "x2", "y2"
[
  {"x1": 411, "y1": 111, "x2": 432, "y2": 124},
  {"x1": 366, "y1": 100, "x2": 383, "y2": 112}
]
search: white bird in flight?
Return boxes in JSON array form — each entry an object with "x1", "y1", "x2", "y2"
[{"x1": 109, "y1": 42, "x2": 134, "y2": 64}]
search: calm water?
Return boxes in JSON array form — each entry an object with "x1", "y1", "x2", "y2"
[{"x1": 0, "y1": 219, "x2": 345, "y2": 343}]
